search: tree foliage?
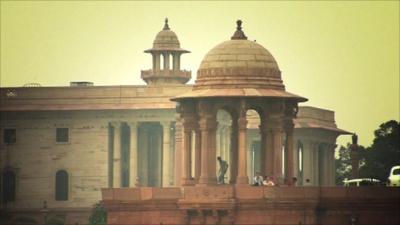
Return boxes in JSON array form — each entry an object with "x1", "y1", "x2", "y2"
[
  {"x1": 359, "y1": 120, "x2": 400, "y2": 181},
  {"x1": 335, "y1": 144, "x2": 366, "y2": 184},
  {"x1": 336, "y1": 120, "x2": 400, "y2": 184},
  {"x1": 88, "y1": 203, "x2": 107, "y2": 225}
]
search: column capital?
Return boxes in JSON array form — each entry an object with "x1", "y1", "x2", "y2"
[
  {"x1": 199, "y1": 118, "x2": 217, "y2": 131},
  {"x1": 284, "y1": 120, "x2": 295, "y2": 133},
  {"x1": 161, "y1": 121, "x2": 172, "y2": 128},
  {"x1": 325, "y1": 143, "x2": 337, "y2": 151},
  {"x1": 284, "y1": 102, "x2": 299, "y2": 119},
  {"x1": 302, "y1": 140, "x2": 320, "y2": 150},
  {"x1": 110, "y1": 121, "x2": 122, "y2": 128},
  {"x1": 126, "y1": 121, "x2": 138, "y2": 128},
  {"x1": 238, "y1": 117, "x2": 247, "y2": 130}
]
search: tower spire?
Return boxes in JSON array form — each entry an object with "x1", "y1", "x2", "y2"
[
  {"x1": 163, "y1": 18, "x2": 170, "y2": 30},
  {"x1": 231, "y1": 19, "x2": 247, "y2": 40}
]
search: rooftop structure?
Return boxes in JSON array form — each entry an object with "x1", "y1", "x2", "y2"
[{"x1": 141, "y1": 18, "x2": 191, "y2": 85}]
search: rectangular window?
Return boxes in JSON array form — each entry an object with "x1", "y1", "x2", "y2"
[
  {"x1": 56, "y1": 128, "x2": 69, "y2": 143},
  {"x1": 3, "y1": 129, "x2": 16, "y2": 144}
]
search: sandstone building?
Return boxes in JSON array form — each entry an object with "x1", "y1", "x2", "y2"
[{"x1": 0, "y1": 20, "x2": 358, "y2": 224}]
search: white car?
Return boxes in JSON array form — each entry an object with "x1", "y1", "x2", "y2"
[
  {"x1": 388, "y1": 165, "x2": 400, "y2": 187},
  {"x1": 343, "y1": 178, "x2": 381, "y2": 187}
]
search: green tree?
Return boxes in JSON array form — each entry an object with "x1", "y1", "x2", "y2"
[
  {"x1": 335, "y1": 120, "x2": 399, "y2": 184},
  {"x1": 359, "y1": 120, "x2": 400, "y2": 181},
  {"x1": 88, "y1": 203, "x2": 107, "y2": 225}
]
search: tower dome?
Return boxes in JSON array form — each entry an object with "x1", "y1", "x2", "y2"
[
  {"x1": 152, "y1": 24, "x2": 180, "y2": 50},
  {"x1": 145, "y1": 18, "x2": 190, "y2": 53},
  {"x1": 174, "y1": 20, "x2": 306, "y2": 101}
]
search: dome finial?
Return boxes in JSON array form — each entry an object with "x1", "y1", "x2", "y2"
[
  {"x1": 237, "y1": 20, "x2": 242, "y2": 30},
  {"x1": 163, "y1": 18, "x2": 170, "y2": 30},
  {"x1": 231, "y1": 19, "x2": 247, "y2": 40}
]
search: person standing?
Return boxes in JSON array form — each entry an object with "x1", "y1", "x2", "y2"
[{"x1": 217, "y1": 156, "x2": 229, "y2": 184}]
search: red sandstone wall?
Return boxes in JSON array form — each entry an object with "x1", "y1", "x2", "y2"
[{"x1": 103, "y1": 187, "x2": 400, "y2": 225}]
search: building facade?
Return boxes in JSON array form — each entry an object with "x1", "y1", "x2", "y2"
[{"x1": 0, "y1": 20, "x2": 349, "y2": 224}]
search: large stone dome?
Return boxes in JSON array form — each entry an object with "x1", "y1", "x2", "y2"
[
  {"x1": 174, "y1": 20, "x2": 306, "y2": 102},
  {"x1": 194, "y1": 39, "x2": 282, "y2": 90}
]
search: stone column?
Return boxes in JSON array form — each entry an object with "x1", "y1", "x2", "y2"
[
  {"x1": 209, "y1": 122, "x2": 217, "y2": 183},
  {"x1": 314, "y1": 145, "x2": 320, "y2": 186},
  {"x1": 112, "y1": 122, "x2": 122, "y2": 188},
  {"x1": 128, "y1": 122, "x2": 138, "y2": 187},
  {"x1": 323, "y1": 145, "x2": 331, "y2": 186},
  {"x1": 163, "y1": 53, "x2": 170, "y2": 70},
  {"x1": 318, "y1": 145, "x2": 325, "y2": 186},
  {"x1": 302, "y1": 140, "x2": 318, "y2": 185},
  {"x1": 293, "y1": 139, "x2": 300, "y2": 180},
  {"x1": 246, "y1": 137, "x2": 254, "y2": 184},
  {"x1": 194, "y1": 129, "x2": 201, "y2": 183},
  {"x1": 162, "y1": 121, "x2": 171, "y2": 187},
  {"x1": 285, "y1": 122, "x2": 295, "y2": 184},
  {"x1": 216, "y1": 126, "x2": 222, "y2": 157},
  {"x1": 174, "y1": 117, "x2": 183, "y2": 186},
  {"x1": 229, "y1": 119, "x2": 238, "y2": 184},
  {"x1": 198, "y1": 117, "x2": 217, "y2": 185},
  {"x1": 236, "y1": 102, "x2": 249, "y2": 185},
  {"x1": 259, "y1": 121, "x2": 266, "y2": 176},
  {"x1": 265, "y1": 129, "x2": 274, "y2": 177},
  {"x1": 225, "y1": 126, "x2": 231, "y2": 181},
  {"x1": 139, "y1": 125, "x2": 149, "y2": 186},
  {"x1": 260, "y1": 114, "x2": 271, "y2": 177},
  {"x1": 152, "y1": 54, "x2": 156, "y2": 71},
  {"x1": 181, "y1": 126, "x2": 192, "y2": 186},
  {"x1": 173, "y1": 53, "x2": 180, "y2": 70},
  {"x1": 272, "y1": 125, "x2": 284, "y2": 184},
  {"x1": 180, "y1": 103, "x2": 197, "y2": 186},
  {"x1": 327, "y1": 144, "x2": 337, "y2": 186},
  {"x1": 155, "y1": 53, "x2": 160, "y2": 71}
]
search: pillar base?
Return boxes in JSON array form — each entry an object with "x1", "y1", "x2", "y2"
[
  {"x1": 198, "y1": 177, "x2": 218, "y2": 186},
  {"x1": 181, "y1": 178, "x2": 196, "y2": 186},
  {"x1": 273, "y1": 175, "x2": 284, "y2": 185},
  {"x1": 195, "y1": 183, "x2": 218, "y2": 187},
  {"x1": 235, "y1": 177, "x2": 249, "y2": 186},
  {"x1": 229, "y1": 180, "x2": 237, "y2": 185}
]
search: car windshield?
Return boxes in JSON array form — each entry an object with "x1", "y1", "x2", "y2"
[{"x1": 393, "y1": 168, "x2": 400, "y2": 175}]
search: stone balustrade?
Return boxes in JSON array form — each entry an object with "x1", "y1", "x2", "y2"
[
  {"x1": 102, "y1": 186, "x2": 400, "y2": 202},
  {"x1": 141, "y1": 69, "x2": 191, "y2": 83},
  {"x1": 102, "y1": 186, "x2": 400, "y2": 225}
]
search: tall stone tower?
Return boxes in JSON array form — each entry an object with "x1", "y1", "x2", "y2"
[{"x1": 141, "y1": 18, "x2": 191, "y2": 85}]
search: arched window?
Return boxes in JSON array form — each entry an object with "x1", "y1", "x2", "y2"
[
  {"x1": 55, "y1": 170, "x2": 68, "y2": 201},
  {"x1": 2, "y1": 171, "x2": 16, "y2": 203}
]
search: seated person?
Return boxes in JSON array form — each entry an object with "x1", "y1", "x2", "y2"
[
  {"x1": 253, "y1": 172, "x2": 263, "y2": 186},
  {"x1": 263, "y1": 176, "x2": 275, "y2": 186},
  {"x1": 262, "y1": 176, "x2": 269, "y2": 186}
]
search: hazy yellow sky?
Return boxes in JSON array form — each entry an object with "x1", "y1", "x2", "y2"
[{"x1": 1, "y1": 1, "x2": 399, "y2": 147}]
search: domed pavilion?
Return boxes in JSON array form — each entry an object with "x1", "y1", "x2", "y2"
[
  {"x1": 141, "y1": 18, "x2": 191, "y2": 85},
  {"x1": 172, "y1": 20, "x2": 307, "y2": 186}
]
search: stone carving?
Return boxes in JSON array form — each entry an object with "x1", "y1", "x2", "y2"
[{"x1": 231, "y1": 20, "x2": 247, "y2": 40}]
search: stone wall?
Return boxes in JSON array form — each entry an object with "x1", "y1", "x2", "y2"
[
  {"x1": 103, "y1": 186, "x2": 400, "y2": 225},
  {"x1": 0, "y1": 109, "x2": 176, "y2": 224}
]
